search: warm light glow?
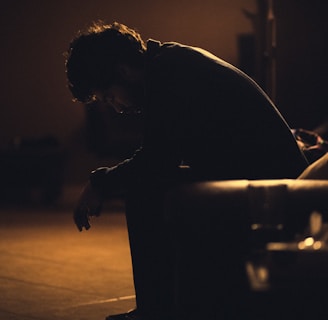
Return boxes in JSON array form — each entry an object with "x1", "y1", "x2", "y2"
[
  {"x1": 298, "y1": 237, "x2": 323, "y2": 250},
  {"x1": 310, "y1": 211, "x2": 322, "y2": 236},
  {"x1": 298, "y1": 241, "x2": 305, "y2": 250},
  {"x1": 257, "y1": 266, "x2": 269, "y2": 282},
  {"x1": 313, "y1": 241, "x2": 322, "y2": 250},
  {"x1": 304, "y1": 237, "x2": 314, "y2": 246},
  {"x1": 297, "y1": 237, "x2": 323, "y2": 250},
  {"x1": 251, "y1": 223, "x2": 262, "y2": 230}
]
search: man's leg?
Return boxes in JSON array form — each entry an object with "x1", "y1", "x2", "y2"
[{"x1": 108, "y1": 187, "x2": 176, "y2": 320}]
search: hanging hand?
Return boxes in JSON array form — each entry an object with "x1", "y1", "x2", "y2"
[{"x1": 73, "y1": 181, "x2": 103, "y2": 231}]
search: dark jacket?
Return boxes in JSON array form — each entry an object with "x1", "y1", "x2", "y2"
[{"x1": 90, "y1": 39, "x2": 308, "y2": 194}]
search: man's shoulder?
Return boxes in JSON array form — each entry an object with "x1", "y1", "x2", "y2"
[
  {"x1": 147, "y1": 39, "x2": 235, "y2": 70},
  {"x1": 146, "y1": 39, "x2": 186, "y2": 56}
]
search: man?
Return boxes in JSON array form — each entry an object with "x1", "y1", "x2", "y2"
[{"x1": 65, "y1": 21, "x2": 308, "y2": 320}]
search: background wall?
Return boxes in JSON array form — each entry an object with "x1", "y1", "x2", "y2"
[
  {"x1": 0, "y1": 0, "x2": 257, "y2": 146},
  {"x1": 0, "y1": 0, "x2": 256, "y2": 188}
]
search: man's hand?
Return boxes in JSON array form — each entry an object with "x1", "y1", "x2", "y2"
[{"x1": 74, "y1": 182, "x2": 103, "y2": 231}]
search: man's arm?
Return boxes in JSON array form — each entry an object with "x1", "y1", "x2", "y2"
[
  {"x1": 73, "y1": 143, "x2": 181, "y2": 231},
  {"x1": 73, "y1": 147, "x2": 145, "y2": 231}
]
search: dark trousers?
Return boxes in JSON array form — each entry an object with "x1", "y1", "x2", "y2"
[
  {"x1": 124, "y1": 180, "x2": 251, "y2": 320},
  {"x1": 125, "y1": 184, "x2": 177, "y2": 319}
]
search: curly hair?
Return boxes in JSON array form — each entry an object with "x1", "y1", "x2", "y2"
[{"x1": 65, "y1": 21, "x2": 146, "y2": 103}]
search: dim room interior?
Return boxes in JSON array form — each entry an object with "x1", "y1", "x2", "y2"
[{"x1": 1, "y1": 0, "x2": 328, "y2": 319}]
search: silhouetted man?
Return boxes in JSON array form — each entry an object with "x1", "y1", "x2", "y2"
[{"x1": 65, "y1": 21, "x2": 308, "y2": 320}]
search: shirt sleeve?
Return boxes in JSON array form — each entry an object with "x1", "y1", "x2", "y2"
[{"x1": 89, "y1": 136, "x2": 182, "y2": 197}]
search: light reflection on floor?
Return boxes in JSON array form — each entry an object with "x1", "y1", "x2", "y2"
[{"x1": 0, "y1": 205, "x2": 135, "y2": 320}]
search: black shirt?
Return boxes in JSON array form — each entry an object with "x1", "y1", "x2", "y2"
[{"x1": 90, "y1": 39, "x2": 308, "y2": 193}]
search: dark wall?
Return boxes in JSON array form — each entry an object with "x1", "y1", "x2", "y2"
[
  {"x1": 0, "y1": 0, "x2": 256, "y2": 188},
  {"x1": 256, "y1": 0, "x2": 328, "y2": 132},
  {"x1": 0, "y1": 0, "x2": 256, "y2": 148}
]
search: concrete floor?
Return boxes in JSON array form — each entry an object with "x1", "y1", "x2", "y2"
[{"x1": 0, "y1": 202, "x2": 136, "y2": 320}]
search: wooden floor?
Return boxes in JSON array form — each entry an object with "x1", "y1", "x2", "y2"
[
  {"x1": 0, "y1": 201, "x2": 135, "y2": 320},
  {"x1": 2, "y1": 191, "x2": 328, "y2": 320}
]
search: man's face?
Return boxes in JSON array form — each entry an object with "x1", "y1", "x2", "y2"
[
  {"x1": 93, "y1": 85, "x2": 143, "y2": 114},
  {"x1": 92, "y1": 64, "x2": 145, "y2": 114}
]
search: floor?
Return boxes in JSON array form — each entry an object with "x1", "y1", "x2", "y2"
[
  {"x1": 0, "y1": 198, "x2": 136, "y2": 320},
  {"x1": 2, "y1": 187, "x2": 328, "y2": 320}
]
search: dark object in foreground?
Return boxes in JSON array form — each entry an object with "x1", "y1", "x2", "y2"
[{"x1": 165, "y1": 179, "x2": 328, "y2": 320}]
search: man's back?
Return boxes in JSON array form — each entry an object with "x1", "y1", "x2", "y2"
[{"x1": 144, "y1": 40, "x2": 308, "y2": 181}]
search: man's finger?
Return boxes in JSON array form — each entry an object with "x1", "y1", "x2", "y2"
[
  {"x1": 74, "y1": 208, "x2": 90, "y2": 232},
  {"x1": 82, "y1": 214, "x2": 91, "y2": 230}
]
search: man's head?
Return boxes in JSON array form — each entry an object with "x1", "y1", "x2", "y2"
[{"x1": 65, "y1": 21, "x2": 146, "y2": 110}]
